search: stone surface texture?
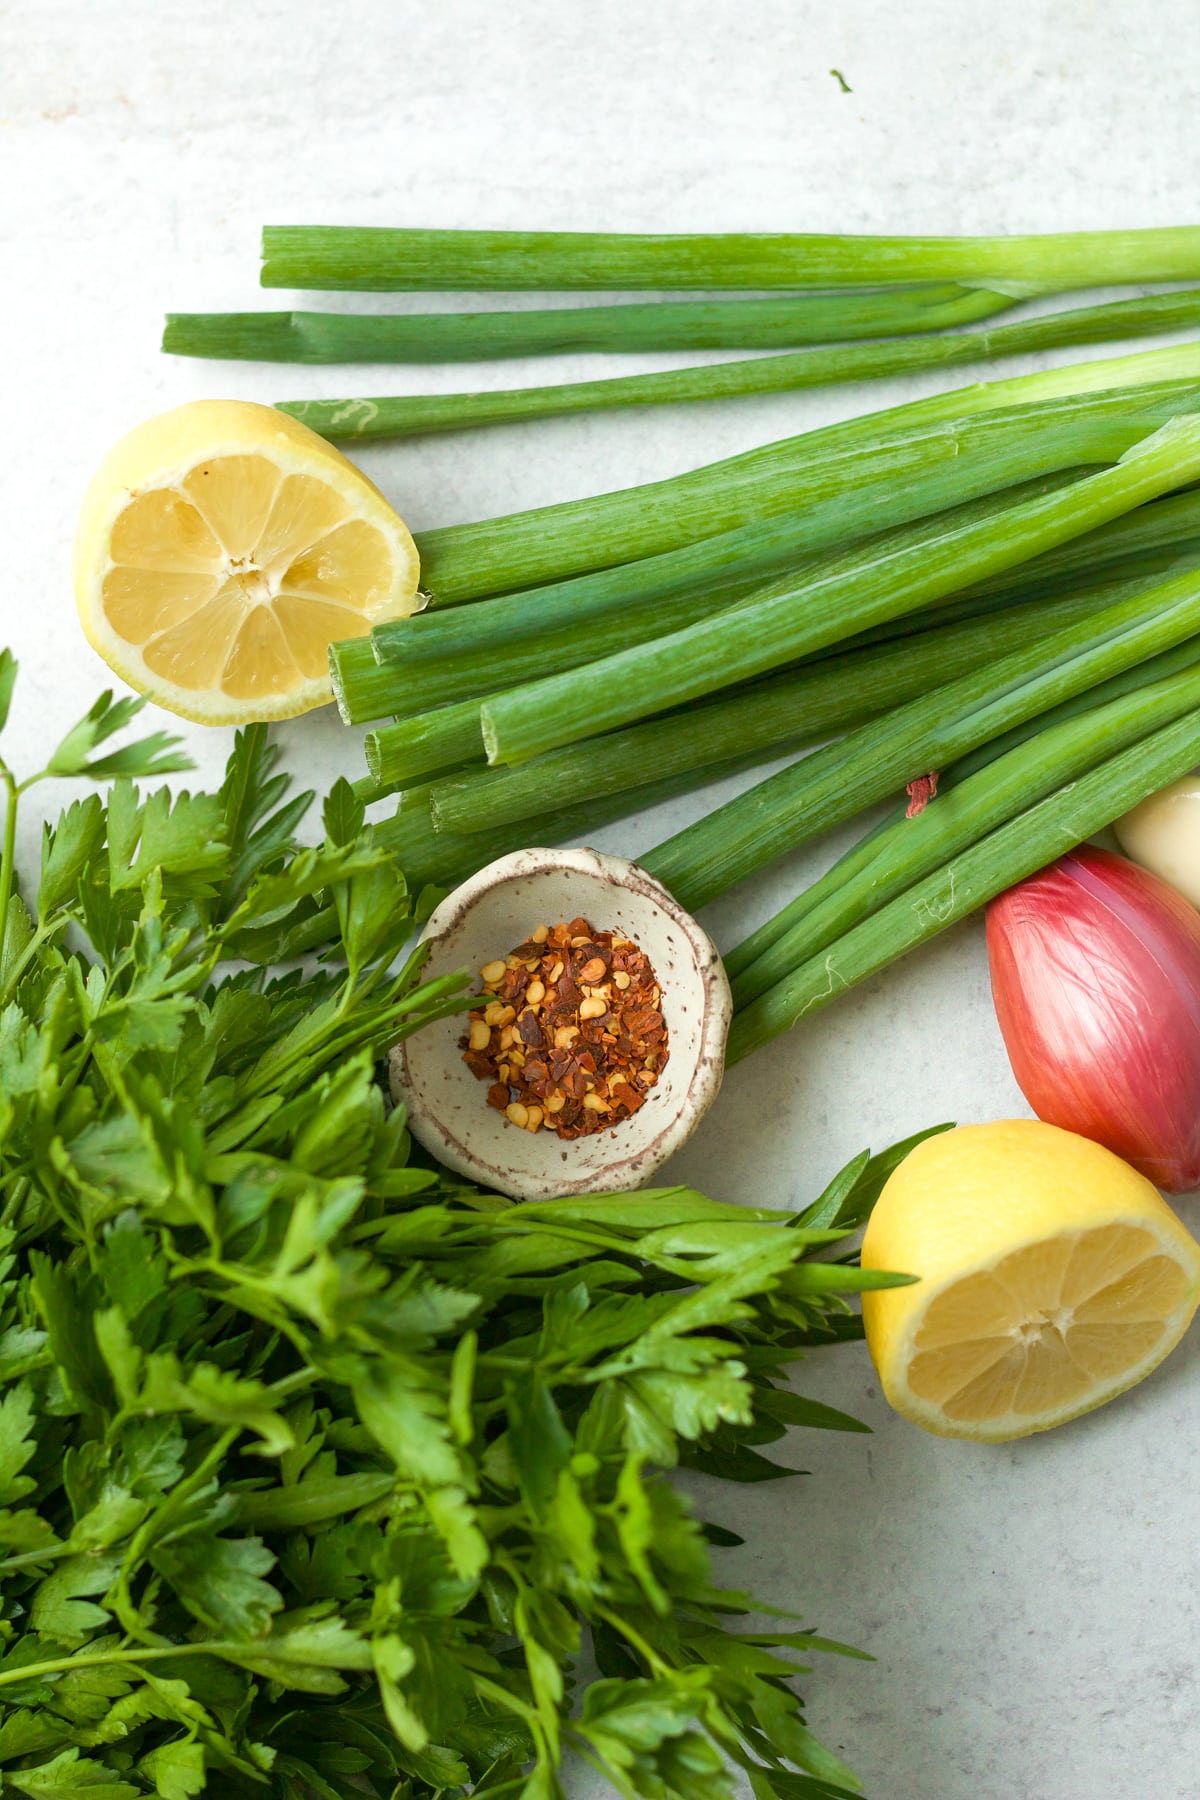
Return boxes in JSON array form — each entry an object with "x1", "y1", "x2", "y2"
[{"x1": 3, "y1": 3, "x2": 1200, "y2": 1795}]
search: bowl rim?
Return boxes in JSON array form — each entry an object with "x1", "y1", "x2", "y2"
[{"x1": 390, "y1": 845, "x2": 732, "y2": 1199}]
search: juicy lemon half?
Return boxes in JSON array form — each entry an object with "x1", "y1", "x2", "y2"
[
  {"x1": 861, "y1": 1119, "x2": 1200, "y2": 1441},
  {"x1": 73, "y1": 399, "x2": 420, "y2": 724}
]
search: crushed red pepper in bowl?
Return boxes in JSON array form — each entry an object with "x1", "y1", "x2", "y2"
[{"x1": 460, "y1": 915, "x2": 669, "y2": 1139}]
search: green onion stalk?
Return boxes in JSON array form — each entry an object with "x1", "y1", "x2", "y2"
[
  {"x1": 280, "y1": 290, "x2": 1200, "y2": 440},
  {"x1": 836, "y1": 486, "x2": 1200, "y2": 656},
  {"x1": 362, "y1": 468, "x2": 1093, "y2": 720},
  {"x1": 337, "y1": 404, "x2": 1186, "y2": 734},
  {"x1": 480, "y1": 413, "x2": 1200, "y2": 766},
  {"x1": 353, "y1": 477, "x2": 1200, "y2": 747},
  {"x1": 726, "y1": 639, "x2": 1200, "y2": 1012},
  {"x1": 725, "y1": 708, "x2": 1200, "y2": 1064},
  {"x1": 639, "y1": 552, "x2": 1200, "y2": 912},
  {"x1": 258, "y1": 222, "x2": 1200, "y2": 291},
  {"x1": 357, "y1": 552, "x2": 1181, "y2": 797},
  {"x1": 946, "y1": 484, "x2": 1200, "y2": 613},
  {"x1": 370, "y1": 762, "x2": 760, "y2": 898},
  {"x1": 161, "y1": 282, "x2": 1026, "y2": 363},
  {"x1": 370, "y1": 468, "x2": 1200, "y2": 690},
  {"x1": 410, "y1": 343, "x2": 1200, "y2": 601},
  {"x1": 423, "y1": 587, "x2": 1110, "y2": 836}
]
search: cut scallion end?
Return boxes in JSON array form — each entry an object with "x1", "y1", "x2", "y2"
[{"x1": 364, "y1": 697, "x2": 486, "y2": 786}]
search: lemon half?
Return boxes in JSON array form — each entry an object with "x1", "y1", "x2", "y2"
[
  {"x1": 73, "y1": 399, "x2": 420, "y2": 724},
  {"x1": 862, "y1": 1120, "x2": 1200, "y2": 1441}
]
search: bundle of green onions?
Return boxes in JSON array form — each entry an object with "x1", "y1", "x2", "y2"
[
  {"x1": 165, "y1": 223, "x2": 1200, "y2": 1062},
  {"x1": 325, "y1": 350, "x2": 1200, "y2": 1051}
]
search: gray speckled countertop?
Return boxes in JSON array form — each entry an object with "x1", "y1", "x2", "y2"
[{"x1": 4, "y1": 3, "x2": 1200, "y2": 1792}]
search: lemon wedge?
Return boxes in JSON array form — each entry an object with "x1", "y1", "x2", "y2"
[
  {"x1": 861, "y1": 1119, "x2": 1200, "y2": 1441},
  {"x1": 73, "y1": 399, "x2": 420, "y2": 724}
]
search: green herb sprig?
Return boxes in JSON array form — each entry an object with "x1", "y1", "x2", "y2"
[{"x1": 0, "y1": 656, "x2": 919, "y2": 1800}]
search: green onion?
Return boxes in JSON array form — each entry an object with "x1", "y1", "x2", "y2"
[
  {"x1": 351, "y1": 403, "x2": 1159, "y2": 735},
  {"x1": 725, "y1": 709, "x2": 1200, "y2": 1064},
  {"x1": 348, "y1": 569, "x2": 771, "y2": 727},
  {"x1": 280, "y1": 290, "x2": 1200, "y2": 441},
  {"x1": 948, "y1": 484, "x2": 1200, "y2": 611},
  {"x1": 371, "y1": 761, "x2": 757, "y2": 896},
  {"x1": 480, "y1": 412, "x2": 1200, "y2": 767},
  {"x1": 365, "y1": 470, "x2": 1093, "y2": 723},
  {"x1": 258, "y1": 223, "x2": 1200, "y2": 291},
  {"x1": 640, "y1": 552, "x2": 1200, "y2": 911},
  {"x1": 360, "y1": 546, "x2": 1160, "y2": 793},
  {"x1": 834, "y1": 488, "x2": 1200, "y2": 656},
  {"x1": 728, "y1": 640, "x2": 1200, "y2": 1010},
  {"x1": 162, "y1": 283, "x2": 1025, "y2": 363},
  {"x1": 364, "y1": 697, "x2": 486, "y2": 786},
  {"x1": 425, "y1": 587, "x2": 1108, "y2": 837},
  {"x1": 379, "y1": 503, "x2": 880, "y2": 661},
  {"x1": 327, "y1": 636, "x2": 478, "y2": 728},
  {"x1": 412, "y1": 344, "x2": 1200, "y2": 600}
]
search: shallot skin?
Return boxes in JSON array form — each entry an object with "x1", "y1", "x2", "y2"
[{"x1": 986, "y1": 845, "x2": 1200, "y2": 1193}]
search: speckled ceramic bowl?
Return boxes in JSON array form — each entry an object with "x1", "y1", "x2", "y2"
[{"x1": 389, "y1": 846, "x2": 731, "y2": 1200}]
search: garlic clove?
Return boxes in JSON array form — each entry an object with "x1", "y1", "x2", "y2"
[{"x1": 1114, "y1": 771, "x2": 1200, "y2": 909}]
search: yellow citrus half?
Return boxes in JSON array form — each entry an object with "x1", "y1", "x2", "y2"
[
  {"x1": 73, "y1": 399, "x2": 420, "y2": 724},
  {"x1": 861, "y1": 1120, "x2": 1200, "y2": 1442}
]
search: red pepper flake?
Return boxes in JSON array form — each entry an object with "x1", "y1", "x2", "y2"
[
  {"x1": 460, "y1": 916, "x2": 670, "y2": 1140},
  {"x1": 905, "y1": 771, "x2": 940, "y2": 818}
]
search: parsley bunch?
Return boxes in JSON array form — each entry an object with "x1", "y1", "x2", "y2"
[{"x1": 0, "y1": 654, "x2": 916, "y2": 1800}]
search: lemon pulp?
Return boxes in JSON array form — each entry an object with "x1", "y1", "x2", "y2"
[{"x1": 904, "y1": 1223, "x2": 1188, "y2": 1425}]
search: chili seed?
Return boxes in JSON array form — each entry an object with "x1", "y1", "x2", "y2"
[
  {"x1": 505, "y1": 1101, "x2": 529, "y2": 1127},
  {"x1": 480, "y1": 960, "x2": 507, "y2": 985}
]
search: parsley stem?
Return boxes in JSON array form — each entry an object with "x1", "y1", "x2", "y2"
[
  {"x1": 592, "y1": 1604, "x2": 671, "y2": 1676},
  {"x1": 0, "y1": 1542, "x2": 71, "y2": 1574},
  {"x1": 0, "y1": 768, "x2": 17, "y2": 983},
  {"x1": 0, "y1": 1642, "x2": 234, "y2": 1690}
]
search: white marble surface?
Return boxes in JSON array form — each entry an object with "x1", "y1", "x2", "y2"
[{"x1": 4, "y1": 3, "x2": 1200, "y2": 1795}]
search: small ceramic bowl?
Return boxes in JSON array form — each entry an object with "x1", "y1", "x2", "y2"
[{"x1": 390, "y1": 846, "x2": 731, "y2": 1200}]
